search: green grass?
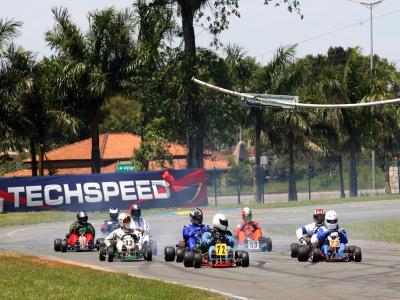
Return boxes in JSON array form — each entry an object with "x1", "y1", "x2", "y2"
[{"x1": 0, "y1": 252, "x2": 223, "y2": 300}]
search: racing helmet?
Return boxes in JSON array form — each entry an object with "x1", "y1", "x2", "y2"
[
  {"x1": 190, "y1": 207, "x2": 203, "y2": 225},
  {"x1": 313, "y1": 208, "x2": 325, "y2": 226},
  {"x1": 130, "y1": 204, "x2": 141, "y2": 220},
  {"x1": 212, "y1": 213, "x2": 229, "y2": 232},
  {"x1": 241, "y1": 207, "x2": 252, "y2": 224},
  {"x1": 109, "y1": 207, "x2": 119, "y2": 221},
  {"x1": 77, "y1": 211, "x2": 88, "y2": 224},
  {"x1": 325, "y1": 210, "x2": 338, "y2": 230},
  {"x1": 118, "y1": 213, "x2": 131, "y2": 229}
]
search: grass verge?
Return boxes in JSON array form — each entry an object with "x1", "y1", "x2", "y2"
[{"x1": 0, "y1": 251, "x2": 224, "y2": 300}]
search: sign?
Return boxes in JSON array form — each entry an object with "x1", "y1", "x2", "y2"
[
  {"x1": 0, "y1": 168, "x2": 208, "y2": 212},
  {"x1": 240, "y1": 93, "x2": 298, "y2": 109},
  {"x1": 116, "y1": 162, "x2": 136, "y2": 173}
]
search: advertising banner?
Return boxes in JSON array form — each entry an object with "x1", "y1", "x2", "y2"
[{"x1": 0, "y1": 168, "x2": 207, "y2": 212}]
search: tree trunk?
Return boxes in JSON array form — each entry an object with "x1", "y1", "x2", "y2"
[
  {"x1": 254, "y1": 108, "x2": 262, "y2": 202},
  {"x1": 29, "y1": 138, "x2": 37, "y2": 176},
  {"x1": 91, "y1": 113, "x2": 101, "y2": 174},
  {"x1": 39, "y1": 143, "x2": 45, "y2": 176},
  {"x1": 338, "y1": 154, "x2": 345, "y2": 198},
  {"x1": 384, "y1": 164, "x2": 391, "y2": 194},
  {"x1": 349, "y1": 142, "x2": 358, "y2": 197},
  {"x1": 288, "y1": 132, "x2": 298, "y2": 201}
]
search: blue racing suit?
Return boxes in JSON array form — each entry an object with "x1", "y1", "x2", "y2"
[
  {"x1": 183, "y1": 224, "x2": 210, "y2": 251},
  {"x1": 100, "y1": 219, "x2": 119, "y2": 236},
  {"x1": 200, "y1": 229, "x2": 234, "y2": 259},
  {"x1": 315, "y1": 226, "x2": 348, "y2": 255}
]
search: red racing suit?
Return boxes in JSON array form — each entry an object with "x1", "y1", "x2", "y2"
[
  {"x1": 235, "y1": 221, "x2": 263, "y2": 244},
  {"x1": 67, "y1": 222, "x2": 95, "y2": 246}
]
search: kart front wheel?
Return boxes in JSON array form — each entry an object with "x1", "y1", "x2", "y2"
[
  {"x1": 176, "y1": 248, "x2": 184, "y2": 263},
  {"x1": 164, "y1": 247, "x2": 175, "y2": 262},
  {"x1": 193, "y1": 253, "x2": 202, "y2": 268},
  {"x1": 183, "y1": 251, "x2": 194, "y2": 267},
  {"x1": 290, "y1": 243, "x2": 299, "y2": 258},
  {"x1": 99, "y1": 245, "x2": 106, "y2": 261},
  {"x1": 354, "y1": 247, "x2": 362, "y2": 262},
  {"x1": 54, "y1": 239, "x2": 62, "y2": 252},
  {"x1": 266, "y1": 237, "x2": 272, "y2": 252},
  {"x1": 311, "y1": 247, "x2": 320, "y2": 263},
  {"x1": 107, "y1": 246, "x2": 114, "y2": 262},
  {"x1": 297, "y1": 245, "x2": 309, "y2": 262},
  {"x1": 96, "y1": 238, "x2": 105, "y2": 251},
  {"x1": 241, "y1": 251, "x2": 249, "y2": 267},
  {"x1": 61, "y1": 240, "x2": 68, "y2": 253},
  {"x1": 145, "y1": 246, "x2": 152, "y2": 261}
]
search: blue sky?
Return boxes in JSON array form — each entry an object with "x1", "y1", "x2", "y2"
[{"x1": 2, "y1": 0, "x2": 399, "y2": 65}]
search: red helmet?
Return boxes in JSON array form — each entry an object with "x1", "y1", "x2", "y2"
[
  {"x1": 241, "y1": 207, "x2": 252, "y2": 224},
  {"x1": 130, "y1": 204, "x2": 141, "y2": 220},
  {"x1": 313, "y1": 208, "x2": 325, "y2": 226}
]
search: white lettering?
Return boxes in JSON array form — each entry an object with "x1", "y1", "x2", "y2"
[
  {"x1": 44, "y1": 184, "x2": 63, "y2": 206},
  {"x1": 151, "y1": 180, "x2": 170, "y2": 199},
  {"x1": 136, "y1": 180, "x2": 152, "y2": 200},
  {"x1": 7, "y1": 186, "x2": 25, "y2": 208},
  {"x1": 26, "y1": 185, "x2": 43, "y2": 207},
  {"x1": 83, "y1": 182, "x2": 102, "y2": 203},
  {"x1": 102, "y1": 182, "x2": 120, "y2": 202},
  {"x1": 119, "y1": 181, "x2": 137, "y2": 201},
  {"x1": 64, "y1": 184, "x2": 83, "y2": 204}
]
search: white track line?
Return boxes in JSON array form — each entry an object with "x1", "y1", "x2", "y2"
[{"x1": 7, "y1": 229, "x2": 25, "y2": 237}]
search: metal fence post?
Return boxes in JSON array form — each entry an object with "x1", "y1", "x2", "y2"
[
  {"x1": 308, "y1": 162, "x2": 311, "y2": 200},
  {"x1": 213, "y1": 166, "x2": 218, "y2": 206}
]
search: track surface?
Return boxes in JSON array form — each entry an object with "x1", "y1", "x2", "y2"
[{"x1": 1, "y1": 200, "x2": 400, "y2": 300}]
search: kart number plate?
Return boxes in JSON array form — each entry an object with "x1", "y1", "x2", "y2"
[
  {"x1": 248, "y1": 240, "x2": 259, "y2": 250},
  {"x1": 216, "y1": 243, "x2": 227, "y2": 256},
  {"x1": 123, "y1": 237, "x2": 134, "y2": 246},
  {"x1": 329, "y1": 239, "x2": 340, "y2": 248}
]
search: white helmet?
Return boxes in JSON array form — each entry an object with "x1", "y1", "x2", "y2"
[
  {"x1": 212, "y1": 213, "x2": 229, "y2": 232},
  {"x1": 118, "y1": 213, "x2": 131, "y2": 230},
  {"x1": 325, "y1": 210, "x2": 338, "y2": 230}
]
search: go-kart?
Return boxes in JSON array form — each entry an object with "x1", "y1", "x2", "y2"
[
  {"x1": 237, "y1": 235, "x2": 272, "y2": 252},
  {"x1": 96, "y1": 234, "x2": 157, "y2": 255},
  {"x1": 54, "y1": 234, "x2": 96, "y2": 252},
  {"x1": 98, "y1": 233, "x2": 152, "y2": 262},
  {"x1": 296, "y1": 234, "x2": 362, "y2": 263},
  {"x1": 164, "y1": 239, "x2": 187, "y2": 262}
]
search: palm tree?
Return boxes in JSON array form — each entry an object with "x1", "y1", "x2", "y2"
[{"x1": 46, "y1": 7, "x2": 136, "y2": 173}]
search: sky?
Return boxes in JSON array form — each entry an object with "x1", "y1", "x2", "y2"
[{"x1": 2, "y1": 0, "x2": 400, "y2": 66}]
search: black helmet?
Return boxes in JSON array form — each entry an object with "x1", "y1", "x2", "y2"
[
  {"x1": 190, "y1": 207, "x2": 203, "y2": 226},
  {"x1": 109, "y1": 207, "x2": 119, "y2": 221},
  {"x1": 77, "y1": 211, "x2": 88, "y2": 224}
]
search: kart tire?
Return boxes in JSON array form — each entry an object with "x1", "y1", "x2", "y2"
[
  {"x1": 176, "y1": 248, "x2": 185, "y2": 263},
  {"x1": 311, "y1": 247, "x2": 320, "y2": 263},
  {"x1": 290, "y1": 243, "x2": 299, "y2": 258},
  {"x1": 99, "y1": 245, "x2": 106, "y2": 261},
  {"x1": 61, "y1": 240, "x2": 68, "y2": 253},
  {"x1": 354, "y1": 247, "x2": 362, "y2": 262},
  {"x1": 235, "y1": 251, "x2": 242, "y2": 266},
  {"x1": 54, "y1": 239, "x2": 62, "y2": 252},
  {"x1": 241, "y1": 251, "x2": 250, "y2": 267},
  {"x1": 183, "y1": 251, "x2": 194, "y2": 267},
  {"x1": 193, "y1": 252, "x2": 202, "y2": 268},
  {"x1": 297, "y1": 245, "x2": 309, "y2": 262},
  {"x1": 164, "y1": 247, "x2": 175, "y2": 262},
  {"x1": 266, "y1": 237, "x2": 272, "y2": 252},
  {"x1": 96, "y1": 238, "x2": 105, "y2": 251},
  {"x1": 145, "y1": 246, "x2": 152, "y2": 261},
  {"x1": 107, "y1": 246, "x2": 114, "y2": 262},
  {"x1": 151, "y1": 240, "x2": 157, "y2": 256}
]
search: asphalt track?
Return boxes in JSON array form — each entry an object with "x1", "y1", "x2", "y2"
[{"x1": 1, "y1": 199, "x2": 400, "y2": 300}]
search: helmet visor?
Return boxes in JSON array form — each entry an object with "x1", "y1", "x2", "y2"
[{"x1": 132, "y1": 209, "x2": 141, "y2": 219}]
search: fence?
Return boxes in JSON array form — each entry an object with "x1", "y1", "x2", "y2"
[{"x1": 205, "y1": 158, "x2": 394, "y2": 206}]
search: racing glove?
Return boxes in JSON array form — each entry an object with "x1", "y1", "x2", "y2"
[{"x1": 65, "y1": 233, "x2": 71, "y2": 239}]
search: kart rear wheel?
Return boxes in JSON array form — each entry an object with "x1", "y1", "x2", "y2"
[
  {"x1": 241, "y1": 251, "x2": 249, "y2": 267},
  {"x1": 311, "y1": 247, "x2": 320, "y2": 263},
  {"x1": 354, "y1": 247, "x2": 362, "y2": 262},
  {"x1": 290, "y1": 243, "x2": 299, "y2": 258},
  {"x1": 193, "y1": 252, "x2": 202, "y2": 268},
  {"x1": 235, "y1": 251, "x2": 243, "y2": 266},
  {"x1": 266, "y1": 237, "x2": 272, "y2": 252},
  {"x1": 297, "y1": 245, "x2": 309, "y2": 262},
  {"x1": 176, "y1": 248, "x2": 185, "y2": 263},
  {"x1": 145, "y1": 246, "x2": 152, "y2": 261},
  {"x1": 99, "y1": 245, "x2": 106, "y2": 261},
  {"x1": 164, "y1": 247, "x2": 175, "y2": 262},
  {"x1": 54, "y1": 239, "x2": 62, "y2": 252},
  {"x1": 107, "y1": 246, "x2": 114, "y2": 262},
  {"x1": 61, "y1": 240, "x2": 68, "y2": 253},
  {"x1": 183, "y1": 251, "x2": 194, "y2": 267}
]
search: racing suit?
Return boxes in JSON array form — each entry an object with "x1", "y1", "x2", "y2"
[
  {"x1": 130, "y1": 217, "x2": 150, "y2": 250},
  {"x1": 235, "y1": 221, "x2": 263, "y2": 244},
  {"x1": 312, "y1": 226, "x2": 348, "y2": 255},
  {"x1": 100, "y1": 219, "x2": 119, "y2": 236},
  {"x1": 201, "y1": 229, "x2": 234, "y2": 259},
  {"x1": 296, "y1": 222, "x2": 322, "y2": 245},
  {"x1": 67, "y1": 222, "x2": 95, "y2": 247},
  {"x1": 183, "y1": 223, "x2": 210, "y2": 251},
  {"x1": 105, "y1": 227, "x2": 138, "y2": 253}
]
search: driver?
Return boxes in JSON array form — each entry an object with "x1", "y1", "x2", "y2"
[
  {"x1": 296, "y1": 208, "x2": 325, "y2": 246},
  {"x1": 201, "y1": 213, "x2": 234, "y2": 259},
  {"x1": 66, "y1": 211, "x2": 95, "y2": 247},
  {"x1": 183, "y1": 208, "x2": 210, "y2": 251},
  {"x1": 235, "y1": 207, "x2": 263, "y2": 244},
  {"x1": 129, "y1": 204, "x2": 150, "y2": 250},
  {"x1": 100, "y1": 207, "x2": 120, "y2": 235},
  {"x1": 311, "y1": 210, "x2": 348, "y2": 255},
  {"x1": 105, "y1": 213, "x2": 138, "y2": 253}
]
